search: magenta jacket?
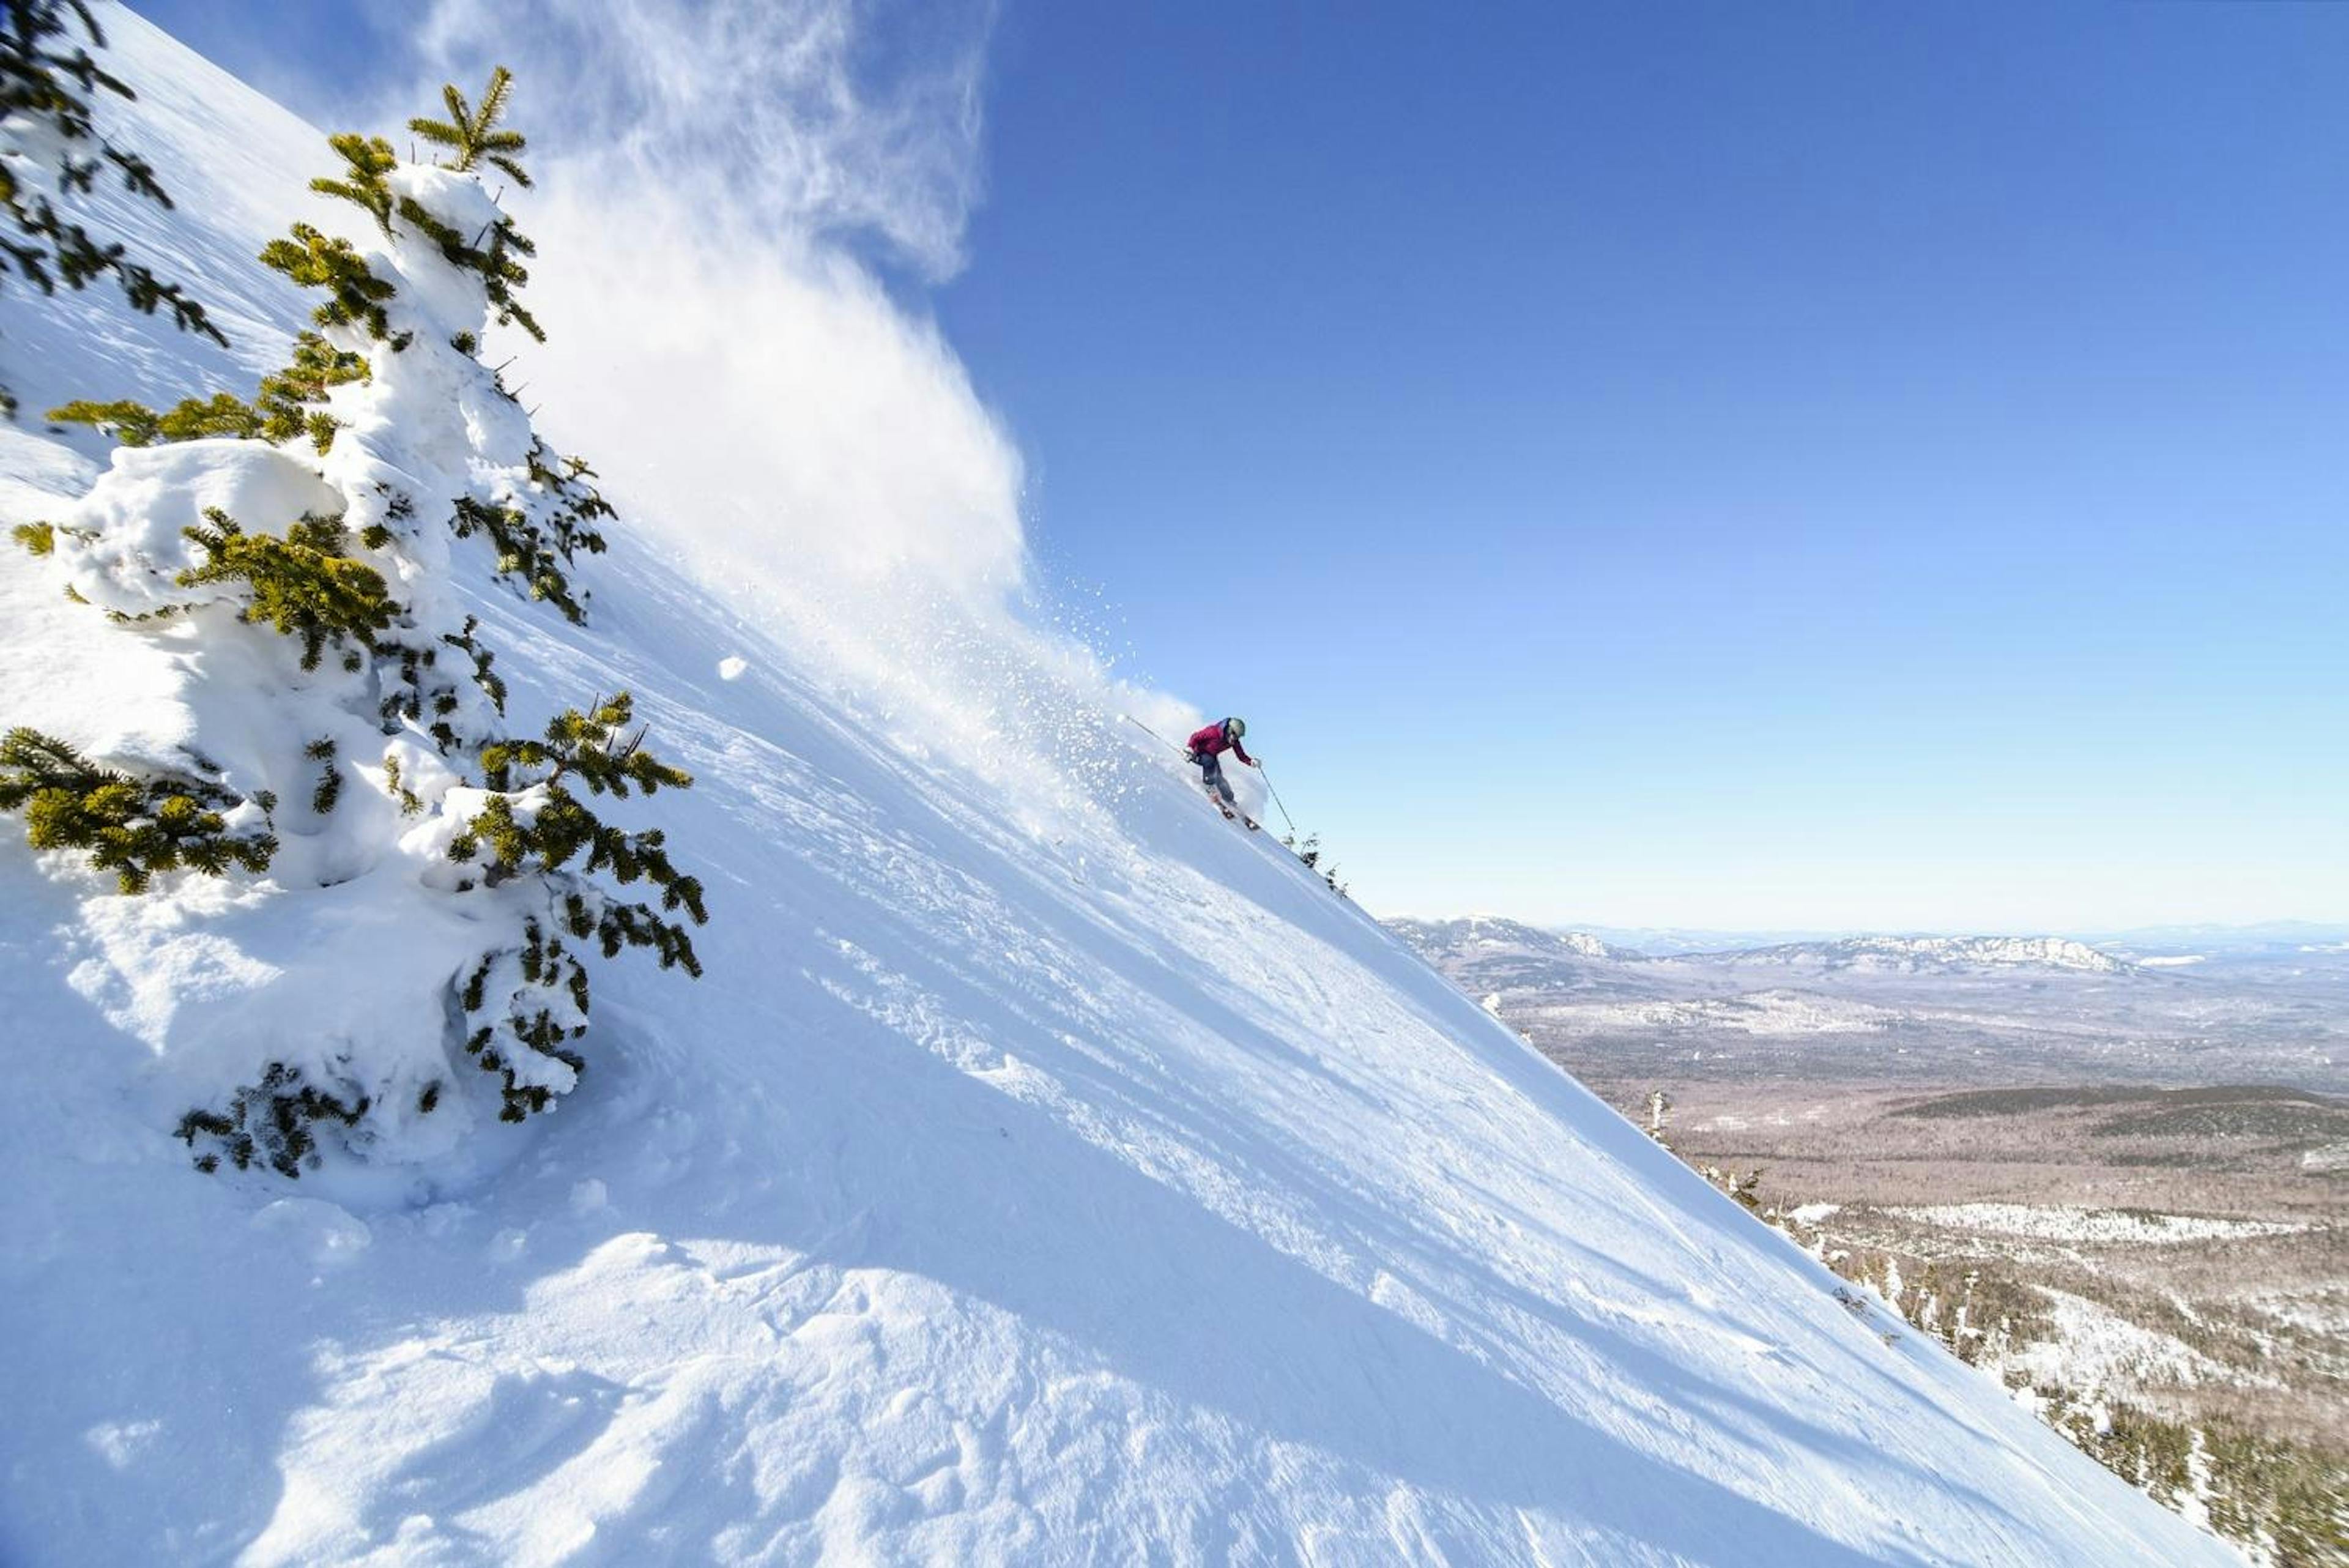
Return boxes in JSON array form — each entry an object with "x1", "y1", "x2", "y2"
[{"x1": 1188, "y1": 722, "x2": 1255, "y2": 766}]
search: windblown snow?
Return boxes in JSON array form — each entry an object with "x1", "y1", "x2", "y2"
[{"x1": 0, "y1": 10, "x2": 2240, "y2": 1566}]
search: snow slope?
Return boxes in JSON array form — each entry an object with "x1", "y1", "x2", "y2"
[{"x1": 0, "y1": 12, "x2": 2238, "y2": 1566}]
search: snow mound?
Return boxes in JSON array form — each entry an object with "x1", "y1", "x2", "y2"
[{"x1": 0, "y1": 9, "x2": 2235, "y2": 1565}]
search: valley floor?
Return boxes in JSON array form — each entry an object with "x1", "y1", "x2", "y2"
[{"x1": 1577, "y1": 1076, "x2": 2349, "y2": 1566}]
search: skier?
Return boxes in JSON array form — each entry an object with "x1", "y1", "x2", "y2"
[{"x1": 1187, "y1": 716, "x2": 1258, "y2": 825}]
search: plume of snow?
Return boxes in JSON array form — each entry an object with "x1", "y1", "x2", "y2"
[
  {"x1": 415, "y1": 0, "x2": 990, "y2": 280},
  {"x1": 396, "y1": 0, "x2": 1223, "y2": 819}
]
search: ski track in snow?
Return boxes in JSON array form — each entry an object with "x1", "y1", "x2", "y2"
[{"x1": 0, "y1": 9, "x2": 2241, "y2": 1566}]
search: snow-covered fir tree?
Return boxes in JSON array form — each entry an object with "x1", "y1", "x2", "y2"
[
  {"x1": 0, "y1": 65, "x2": 707, "y2": 1179},
  {"x1": 0, "y1": 0, "x2": 225, "y2": 416},
  {"x1": 1283, "y1": 830, "x2": 1350, "y2": 898}
]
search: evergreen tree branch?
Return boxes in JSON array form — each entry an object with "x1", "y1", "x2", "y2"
[
  {"x1": 174, "y1": 508, "x2": 398, "y2": 671},
  {"x1": 0, "y1": 726, "x2": 275, "y2": 893}
]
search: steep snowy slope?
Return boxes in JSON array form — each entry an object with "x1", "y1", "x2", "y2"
[{"x1": 0, "y1": 13, "x2": 2238, "y2": 1566}]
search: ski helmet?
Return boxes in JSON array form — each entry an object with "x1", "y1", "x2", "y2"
[{"x1": 1225, "y1": 716, "x2": 1246, "y2": 738}]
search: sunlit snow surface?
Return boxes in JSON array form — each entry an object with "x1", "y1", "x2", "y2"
[{"x1": 0, "y1": 9, "x2": 2238, "y2": 1564}]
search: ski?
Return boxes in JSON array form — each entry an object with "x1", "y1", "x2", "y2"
[{"x1": 1205, "y1": 793, "x2": 1261, "y2": 831}]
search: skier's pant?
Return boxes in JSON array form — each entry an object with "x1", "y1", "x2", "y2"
[{"x1": 1191, "y1": 750, "x2": 1234, "y2": 805}]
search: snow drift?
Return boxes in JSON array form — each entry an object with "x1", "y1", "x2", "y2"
[{"x1": 0, "y1": 9, "x2": 2236, "y2": 1565}]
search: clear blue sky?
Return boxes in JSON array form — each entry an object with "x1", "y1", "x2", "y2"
[{"x1": 135, "y1": 1, "x2": 2349, "y2": 932}]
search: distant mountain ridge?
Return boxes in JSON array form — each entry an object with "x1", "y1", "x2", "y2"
[
  {"x1": 1702, "y1": 935, "x2": 2133, "y2": 976},
  {"x1": 1388, "y1": 920, "x2": 2140, "y2": 979},
  {"x1": 1387, "y1": 915, "x2": 1646, "y2": 964},
  {"x1": 1381, "y1": 916, "x2": 1661, "y2": 1002}
]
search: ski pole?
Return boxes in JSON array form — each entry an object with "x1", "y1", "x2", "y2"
[
  {"x1": 1256, "y1": 763, "x2": 1299, "y2": 836},
  {"x1": 1123, "y1": 715, "x2": 1187, "y2": 754}
]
